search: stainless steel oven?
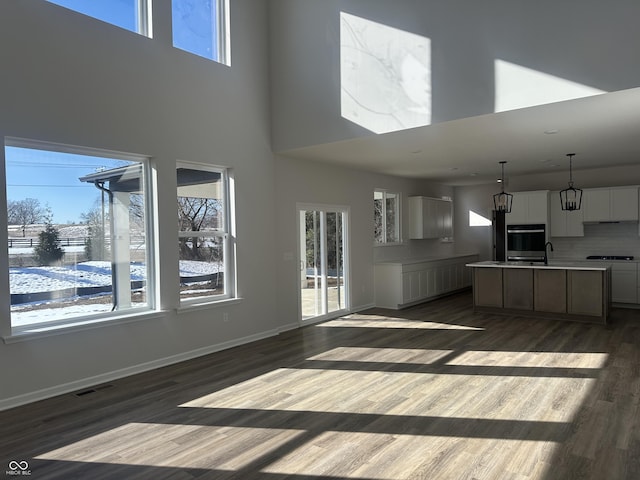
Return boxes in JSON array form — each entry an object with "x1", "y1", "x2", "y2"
[{"x1": 507, "y1": 224, "x2": 546, "y2": 262}]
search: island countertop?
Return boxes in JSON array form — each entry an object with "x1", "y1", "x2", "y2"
[{"x1": 466, "y1": 260, "x2": 611, "y2": 271}]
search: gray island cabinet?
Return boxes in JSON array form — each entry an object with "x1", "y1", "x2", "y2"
[{"x1": 467, "y1": 261, "x2": 611, "y2": 324}]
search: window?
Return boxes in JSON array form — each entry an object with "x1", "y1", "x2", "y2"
[
  {"x1": 47, "y1": 0, "x2": 152, "y2": 37},
  {"x1": 177, "y1": 163, "x2": 234, "y2": 303},
  {"x1": 172, "y1": 0, "x2": 230, "y2": 64},
  {"x1": 5, "y1": 139, "x2": 154, "y2": 331},
  {"x1": 374, "y1": 189, "x2": 401, "y2": 244}
]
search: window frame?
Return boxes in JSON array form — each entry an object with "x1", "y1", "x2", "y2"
[
  {"x1": 374, "y1": 189, "x2": 402, "y2": 245},
  {"x1": 46, "y1": 0, "x2": 153, "y2": 38},
  {"x1": 176, "y1": 161, "x2": 235, "y2": 306},
  {"x1": 3, "y1": 137, "x2": 157, "y2": 336},
  {"x1": 171, "y1": 0, "x2": 230, "y2": 65}
]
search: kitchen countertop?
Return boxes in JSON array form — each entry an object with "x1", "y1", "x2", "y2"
[
  {"x1": 466, "y1": 260, "x2": 611, "y2": 271},
  {"x1": 375, "y1": 253, "x2": 478, "y2": 265}
]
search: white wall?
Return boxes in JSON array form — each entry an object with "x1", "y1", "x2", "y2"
[
  {"x1": 453, "y1": 184, "x2": 496, "y2": 261},
  {"x1": 0, "y1": 0, "x2": 278, "y2": 408},
  {"x1": 269, "y1": 0, "x2": 640, "y2": 152}
]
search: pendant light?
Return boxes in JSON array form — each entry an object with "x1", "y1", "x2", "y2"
[
  {"x1": 559, "y1": 153, "x2": 582, "y2": 211},
  {"x1": 493, "y1": 161, "x2": 513, "y2": 213}
]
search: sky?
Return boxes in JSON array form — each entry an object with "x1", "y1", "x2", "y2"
[
  {"x1": 47, "y1": 0, "x2": 219, "y2": 60},
  {"x1": 5, "y1": 147, "x2": 132, "y2": 224},
  {"x1": 6, "y1": 1, "x2": 220, "y2": 224}
]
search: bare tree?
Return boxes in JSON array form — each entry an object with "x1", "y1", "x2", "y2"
[
  {"x1": 178, "y1": 197, "x2": 221, "y2": 260},
  {"x1": 7, "y1": 198, "x2": 49, "y2": 236}
]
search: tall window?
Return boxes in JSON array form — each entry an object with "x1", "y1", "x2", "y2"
[
  {"x1": 5, "y1": 139, "x2": 154, "y2": 331},
  {"x1": 374, "y1": 189, "x2": 401, "y2": 244},
  {"x1": 177, "y1": 163, "x2": 234, "y2": 303},
  {"x1": 172, "y1": 0, "x2": 230, "y2": 64},
  {"x1": 47, "y1": 0, "x2": 152, "y2": 37}
]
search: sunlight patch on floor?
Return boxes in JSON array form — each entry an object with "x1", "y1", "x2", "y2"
[
  {"x1": 318, "y1": 317, "x2": 484, "y2": 330},
  {"x1": 306, "y1": 346, "x2": 454, "y2": 364},
  {"x1": 36, "y1": 423, "x2": 305, "y2": 471},
  {"x1": 449, "y1": 351, "x2": 608, "y2": 369},
  {"x1": 261, "y1": 432, "x2": 554, "y2": 479},
  {"x1": 179, "y1": 364, "x2": 595, "y2": 423}
]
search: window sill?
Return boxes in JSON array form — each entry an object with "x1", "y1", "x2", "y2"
[
  {"x1": 3, "y1": 309, "x2": 169, "y2": 344},
  {"x1": 373, "y1": 241, "x2": 405, "y2": 247},
  {"x1": 176, "y1": 297, "x2": 243, "y2": 314}
]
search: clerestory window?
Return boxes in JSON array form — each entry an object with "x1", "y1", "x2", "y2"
[
  {"x1": 47, "y1": 0, "x2": 152, "y2": 37},
  {"x1": 172, "y1": 0, "x2": 230, "y2": 64}
]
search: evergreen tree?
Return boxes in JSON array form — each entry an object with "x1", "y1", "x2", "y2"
[{"x1": 34, "y1": 224, "x2": 65, "y2": 266}]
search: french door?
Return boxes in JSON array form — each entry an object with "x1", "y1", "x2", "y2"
[{"x1": 298, "y1": 205, "x2": 349, "y2": 323}]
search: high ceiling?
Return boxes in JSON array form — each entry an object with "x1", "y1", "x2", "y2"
[{"x1": 280, "y1": 87, "x2": 640, "y2": 186}]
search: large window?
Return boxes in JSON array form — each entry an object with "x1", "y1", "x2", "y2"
[
  {"x1": 177, "y1": 163, "x2": 234, "y2": 303},
  {"x1": 374, "y1": 189, "x2": 401, "y2": 244},
  {"x1": 172, "y1": 0, "x2": 230, "y2": 64},
  {"x1": 5, "y1": 139, "x2": 154, "y2": 331},
  {"x1": 47, "y1": 0, "x2": 152, "y2": 37}
]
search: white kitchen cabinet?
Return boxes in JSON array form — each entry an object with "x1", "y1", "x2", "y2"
[
  {"x1": 583, "y1": 186, "x2": 639, "y2": 222},
  {"x1": 611, "y1": 187, "x2": 639, "y2": 221},
  {"x1": 611, "y1": 263, "x2": 637, "y2": 304},
  {"x1": 506, "y1": 191, "x2": 549, "y2": 225},
  {"x1": 549, "y1": 191, "x2": 584, "y2": 237},
  {"x1": 637, "y1": 263, "x2": 640, "y2": 304},
  {"x1": 409, "y1": 196, "x2": 453, "y2": 239},
  {"x1": 374, "y1": 254, "x2": 478, "y2": 309}
]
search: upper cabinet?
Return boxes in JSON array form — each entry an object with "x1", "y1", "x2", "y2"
[
  {"x1": 549, "y1": 191, "x2": 584, "y2": 237},
  {"x1": 583, "y1": 186, "x2": 639, "y2": 222},
  {"x1": 409, "y1": 196, "x2": 453, "y2": 239},
  {"x1": 506, "y1": 191, "x2": 549, "y2": 225}
]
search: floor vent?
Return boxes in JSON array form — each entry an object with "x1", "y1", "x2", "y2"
[
  {"x1": 74, "y1": 384, "x2": 114, "y2": 397},
  {"x1": 75, "y1": 389, "x2": 96, "y2": 397}
]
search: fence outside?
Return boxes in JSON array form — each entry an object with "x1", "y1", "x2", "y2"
[{"x1": 8, "y1": 237, "x2": 89, "y2": 248}]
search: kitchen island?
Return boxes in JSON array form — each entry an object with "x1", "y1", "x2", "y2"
[{"x1": 466, "y1": 261, "x2": 611, "y2": 324}]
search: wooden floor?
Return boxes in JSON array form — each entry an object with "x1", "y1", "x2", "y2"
[{"x1": 2, "y1": 291, "x2": 640, "y2": 479}]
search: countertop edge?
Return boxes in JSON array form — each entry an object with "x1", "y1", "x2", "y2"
[
  {"x1": 375, "y1": 253, "x2": 479, "y2": 265},
  {"x1": 466, "y1": 261, "x2": 611, "y2": 271}
]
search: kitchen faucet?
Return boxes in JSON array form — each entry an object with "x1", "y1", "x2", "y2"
[{"x1": 544, "y1": 241, "x2": 554, "y2": 265}]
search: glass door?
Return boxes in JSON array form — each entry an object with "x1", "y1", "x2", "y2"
[{"x1": 299, "y1": 206, "x2": 348, "y2": 322}]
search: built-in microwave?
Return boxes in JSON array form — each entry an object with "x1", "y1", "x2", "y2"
[{"x1": 507, "y1": 224, "x2": 546, "y2": 262}]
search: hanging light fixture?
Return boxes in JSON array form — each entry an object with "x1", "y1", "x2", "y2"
[
  {"x1": 559, "y1": 153, "x2": 582, "y2": 211},
  {"x1": 493, "y1": 161, "x2": 513, "y2": 213}
]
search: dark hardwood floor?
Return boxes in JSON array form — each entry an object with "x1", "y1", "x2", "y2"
[{"x1": 2, "y1": 291, "x2": 640, "y2": 479}]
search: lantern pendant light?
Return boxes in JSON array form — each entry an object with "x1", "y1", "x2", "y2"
[
  {"x1": 493, "y1": 161, "x2": 513, "y2": 213},
  {"x1": 559, "y1": 153, "x2": 582, "y2": 211}
]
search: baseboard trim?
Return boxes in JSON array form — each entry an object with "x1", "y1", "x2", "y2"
[
  {"x1": 350, "y1": 303, "x2": 376, "y2": 313},
  {"x1": 0, "y1": 328, "x2": 282, "y2": 412}
]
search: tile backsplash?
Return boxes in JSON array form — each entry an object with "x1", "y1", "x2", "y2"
[{"x1": 550, "y1": 222, "x2": 640, "y2": 260}]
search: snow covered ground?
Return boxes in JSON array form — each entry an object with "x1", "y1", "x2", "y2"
[
  {"x1": 10, "y1": 260, "x2": 220, "y2": 294},
  {"x1": 9, "y1": 260, "x2": 222, "y2": 327}
]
